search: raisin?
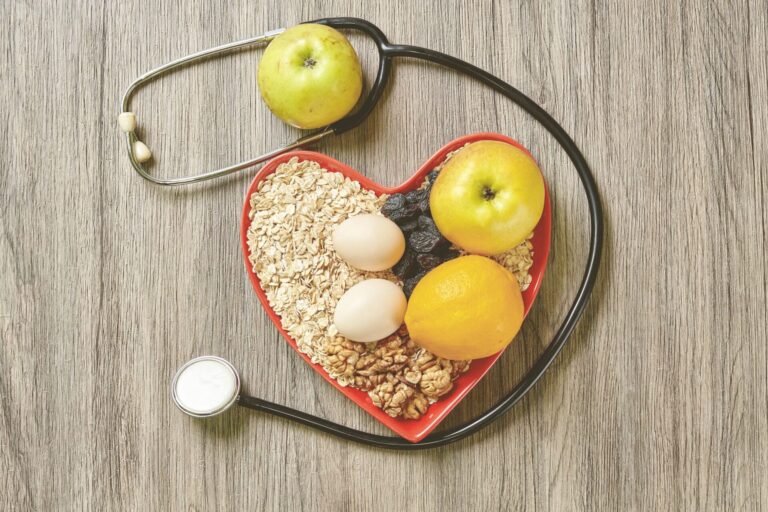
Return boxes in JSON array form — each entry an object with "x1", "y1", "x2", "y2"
[
  {"x1": 384, "y1": 202, "x2": 420, "y2": 222},
  {"x1": 382, "y1": 195, "x2": 420, "y2": 222},
  {"x1": 398, "y1": 218, "x2": 419, "y2": 233},
  {"x1": 418, "y1": 199, "x2": 430, "y2": 214},
  {"x1": 408, "y1": 189, "x2": 431, "y2": 214},
  {"x1": 403, "y1": 271, "x2": 427, "y2": 298},
  {"x1": 409, "y1": 229, "x2": 443, "y2": 253},
  {"x1": 392, "y1": 250, "x2": 417, "y2": 279},
  {"x1": 405, "y1": 188, "x2": 429, "y2": 206},
  {"x1": 416, "y1": 253, "x2": 442, "y2": 271},
  {"x1": 417, "y1": 215, "x2": 438, "y2": 232},
  {"x1": 426, "y1": 170, "x2": 440, "y2": 183},
  {"x1": 381, "y1": 194, "x2": 406, "y2": 216}
]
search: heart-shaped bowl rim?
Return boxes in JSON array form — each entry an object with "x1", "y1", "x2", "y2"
[{"x1": 240, "y1": 132, "x2": 551, "y2": 442}]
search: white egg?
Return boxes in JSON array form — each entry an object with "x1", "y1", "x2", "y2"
[
  {"x1": 332, "y1": 214, "x2": 406, "y2": 271},
  {"x1": 334, "y1": 279, "x2": 407, "y2": 342}
]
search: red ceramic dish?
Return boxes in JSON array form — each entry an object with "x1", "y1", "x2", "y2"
[{"x1": 240, "y1": 132, "x2": 551, "y2": 442}]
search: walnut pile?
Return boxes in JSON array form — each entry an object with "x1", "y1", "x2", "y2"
[{"x1": 324, "y1": 327, "x2": 471, "y2": 420}]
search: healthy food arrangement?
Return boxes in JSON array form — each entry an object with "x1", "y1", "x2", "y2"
[
  {"x1": 244, "y1": 25, "x2": 546, "y2": 424},
  {"x1": 246, "y1": 146, "x2": 541, "y2": 420},
  {"x1": 120, "y1": 15, "x2": 598, "y2": 446}
]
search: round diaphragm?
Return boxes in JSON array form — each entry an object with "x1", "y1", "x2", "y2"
[{"x1": 171, "y1": 356, "x2": 240, "y2": 417}]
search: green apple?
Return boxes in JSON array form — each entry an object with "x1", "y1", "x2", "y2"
[
  {"x1": 257, "y1": 24, "x2": 363, "y2": 129},
  {"x1": 429, "y1": 141, "x2": 545, "y2": 255}
]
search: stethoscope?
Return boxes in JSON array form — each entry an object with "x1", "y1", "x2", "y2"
[{"x1": 120, "y1": 17, "x2": 604, "y2": 449}]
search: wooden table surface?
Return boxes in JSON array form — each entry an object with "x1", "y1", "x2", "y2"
[{"x1": 2, "y1": 1, "x2": 766, "y2": 510}]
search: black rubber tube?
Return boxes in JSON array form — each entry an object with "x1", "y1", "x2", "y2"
[{"x1": 238, "y1": 20, "x2": 604, "y2": 450}]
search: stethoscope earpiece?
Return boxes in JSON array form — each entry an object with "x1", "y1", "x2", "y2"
[{"x1": 118, "y1": 111, "x2": 152, "y2": 163}]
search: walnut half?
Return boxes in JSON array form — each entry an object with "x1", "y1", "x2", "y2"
[
  {"x1": 368, "y1": 377, "x2": 429, "y2": 419},
  {"x1": 324, "y1": 337, "x2": 367, "y2": 381},
  {"x1": 323, "y1": 326, "x2": 472, "y2": 420}
]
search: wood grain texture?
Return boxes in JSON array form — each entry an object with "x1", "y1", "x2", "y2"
[{"x1": 1, "y1": 0, "x2": 766, "y2": 510}]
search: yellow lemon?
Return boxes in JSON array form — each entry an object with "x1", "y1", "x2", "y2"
[{"x1": 404, "y1": 255, "x2": 524, "y2": 360}]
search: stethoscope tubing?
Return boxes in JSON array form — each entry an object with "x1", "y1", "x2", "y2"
[{"x1": 231, "y1": 19, "x2": 604, "y2": 450}]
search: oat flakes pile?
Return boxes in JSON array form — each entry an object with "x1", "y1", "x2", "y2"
[
  {"x1": 246, "y1": 158, "x2": 386, "y2": 363},
  {"x1": 246, "y1": 155, "x2": 534, "y2": 420}
]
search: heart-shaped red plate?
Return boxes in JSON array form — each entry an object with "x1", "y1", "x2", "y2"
[{"x1": 240, "y1": 132, "x2": 551, "y2": 442}]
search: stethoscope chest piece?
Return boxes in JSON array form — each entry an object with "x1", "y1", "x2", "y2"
[{"x1": 171, "y1": 356, "x2": 241, "y2": 418}]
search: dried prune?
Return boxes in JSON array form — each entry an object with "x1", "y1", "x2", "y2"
[
  {"x1": 416, "y1": 253, "x2": 442, "y2": 271},
  {"x1": 403, "y1": 271, "x2": 427, "y2": 298},
  {"x1": 409, "y1": 230, "x2": 443, "y2": 253},
  {"x1": 392, "y1": 250, "x2": 417, "y2": 279}
]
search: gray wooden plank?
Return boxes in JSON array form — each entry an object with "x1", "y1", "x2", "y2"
[{"x1": 0, "y1": 0, "x2": 766, "y2": 510}]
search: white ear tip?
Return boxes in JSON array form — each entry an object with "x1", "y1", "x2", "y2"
[
  {"x1": 133, "y1": 140, "x2": 152, "y2": 163},
  {"x1": 118, "y1": 112, "x2": 137, "y2": 132}
]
